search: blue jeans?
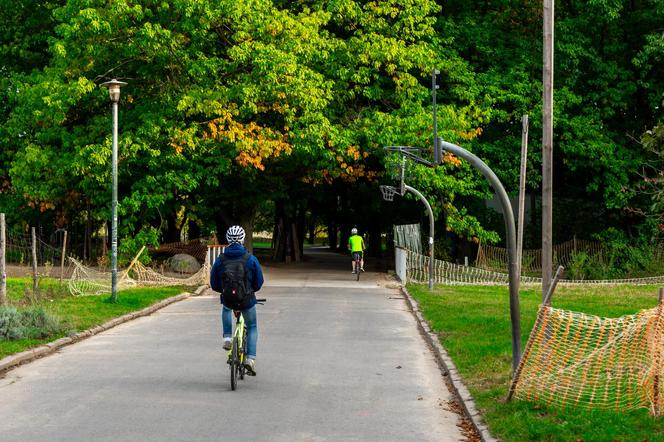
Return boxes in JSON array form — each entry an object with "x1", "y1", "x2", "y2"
[{"x1": 222, "y1": 305, "x2": 257, "y2": 359}]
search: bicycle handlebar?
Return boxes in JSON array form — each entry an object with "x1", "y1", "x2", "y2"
[{"x1": 256, "y1": 298, "x2": 267, "y2": 303}]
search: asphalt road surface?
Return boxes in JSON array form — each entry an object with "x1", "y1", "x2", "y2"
[{"x1": 0, "y1": 249, "x2": 463, "y2": 441}]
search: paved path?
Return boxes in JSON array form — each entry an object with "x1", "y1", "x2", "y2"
[{"x1": 0, "y1": 248, "x2": 462, "y2": 441}]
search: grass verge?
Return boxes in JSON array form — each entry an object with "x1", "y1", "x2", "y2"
[
  {"x1": 1, "y1": 277, "x2": 189, "y2": 359},
  {"x1": 408, "y1": 283, "x2": 664, "y2": 442}
]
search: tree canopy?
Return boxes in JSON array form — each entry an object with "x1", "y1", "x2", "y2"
[{"x1": 0, "y1": 0, "x2": 662, "y2": 260}]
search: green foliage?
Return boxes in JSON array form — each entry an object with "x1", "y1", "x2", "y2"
[
  {"x1": 566, "y1": 228, "x2": 663, "y2": 279},
  {"x1": 443, "y1": 0, "x2": 663, "y2": 217},
  {"x1": 0, "y1": 306, "x2": 68, "y2": 341},
  {"x1": 118, "y1": 225, "x2": 160, "y2": 266},
  {"x1": 592, "y1": 228, "x2": 655, "y2": 278},
  {"x1": 639, "y1": 122, "x2": 664, "y2": 223},
  {"x1": 1, "y1": 0, "x2": 661, "y2": 253},
  {"x1": 567, "y1": 252, "x2": 598, "y2": 280},
  {"x1": 433, "y1": 236, "x2": 453, "y2": 262}
]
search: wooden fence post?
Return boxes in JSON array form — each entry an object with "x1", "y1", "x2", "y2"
[
  {"x1": 31, "y1": 227, "x2": 38, "y2": 294},
  {"x1": 0, "y1": 213, "x2": 7, "y2": 306},
  {"x1": 517, "y1": 114, "x2": 529, "y2": 278},
  {"x1": 60, "y1": 230, "x2": 68, "y2": 284}
]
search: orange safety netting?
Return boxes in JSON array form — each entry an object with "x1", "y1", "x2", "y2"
[{"x1": 510, "y1": 303, "x2": 664, "y2": 416}]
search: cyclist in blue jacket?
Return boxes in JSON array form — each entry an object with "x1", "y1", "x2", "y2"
[{"x1": 210, "y1": 225, "x2": 264, "y2": 375}]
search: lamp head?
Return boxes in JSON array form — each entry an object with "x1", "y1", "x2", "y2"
[{"x1": 101, "y1": 79, "x2": 128, "y2": 103}]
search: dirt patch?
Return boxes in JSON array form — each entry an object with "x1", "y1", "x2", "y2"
[{"x1": 5, "y1": 265, "x2": 69, "y2": 278}]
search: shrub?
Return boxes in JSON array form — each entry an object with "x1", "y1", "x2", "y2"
[
  {"x1": 0, "y1": 306, "x2": 68, "y2": 341},
  {"x1": 565, "y1": 228, "x2": 659, "y2": 279},
  {"x1": 118, "y1": 226, "x2": 160, "y2": 267},
  {"x1": 567, "y1": 251, "x2": 611, "y2": 280},
  {"x1": 0, "y1": 308, "x2": 23, "y2": 340}
]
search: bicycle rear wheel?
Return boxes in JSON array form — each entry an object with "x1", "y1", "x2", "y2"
[
  {"x1": 230, "y1": 336, "x2": 239, "y2": 390},
  {"x1": 356, "y1": 259, "x2": 361, "y2": 281}
]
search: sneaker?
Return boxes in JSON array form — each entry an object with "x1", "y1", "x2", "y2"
[
  {"x1": 222, "y1": 338, "x2": 232, "y2": 351},
  {"x1": 244, "y1": 358, "x2": 256, "y2": 376},
  {"x1": 352, "y1": 270, "x2": 356, "y2": 274},
  {"x1": 360, "y1": 267, "x2": 365, "y2": 272}
]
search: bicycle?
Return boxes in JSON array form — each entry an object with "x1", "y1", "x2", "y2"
[
  {"x1": 352, "y1": 252, "x2": 362, "y2": 281},
  {"x1": 227, "y1": 298, "x2": 266, "y2": 391}
]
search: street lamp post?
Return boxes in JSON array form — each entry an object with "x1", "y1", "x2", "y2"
[{"x1": 101, "y1": 79, "x2": 127, "y2": 303}]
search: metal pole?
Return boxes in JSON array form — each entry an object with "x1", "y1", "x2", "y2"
[
  {"x1": 438, "y1": 138, "x2": 522, "y2": 371},
  {"x1": 507, "y1": 265, "x2": 563, "y2": 401},
  {"x1": 542, "y1": 265, "x2": 564, "y2": 306},
  {"x1": 0, "y1": 213, "x2": 6, "y2": 306},
  {"x1": 404, "y1": 184, "x2": 434, "y2": 290},
  {"x1": 111, "y1": 100, "x2": 119, "y2": 303},
  {"x1": 517, "y1": 115, "x2": 529, "y2": 277},
  {"x1": 542, "y1": 0, "x2": 555, "y2": 301}
]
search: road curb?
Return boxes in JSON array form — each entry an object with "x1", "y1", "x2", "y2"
[
  {"x1": 0, "y1": 284, "x2": 208, "y2": 375},
  {"x1": 401, "y1": 285, "x2": 498, "y2": 442}
]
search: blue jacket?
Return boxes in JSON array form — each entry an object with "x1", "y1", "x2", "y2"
[{"x1": 210, "y1": 243, "x2": 264, "y2": 309}]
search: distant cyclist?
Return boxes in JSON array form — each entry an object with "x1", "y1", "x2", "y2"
[
  {"x1": 347, "y1": 227, "x2": 366, "y2": 274},
  {"x1": 210, "y1": 225, "x2": 264, "y2": 376}
]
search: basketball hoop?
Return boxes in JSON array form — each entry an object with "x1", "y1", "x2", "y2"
[
  {"x1": 383, "y1": 145, "x2": 434, "y2": 167},
  {"x1": 380, "y1": 185, "x2": 399, "y2": 202}
]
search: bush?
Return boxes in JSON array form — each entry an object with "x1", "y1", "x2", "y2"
[
  {"x1": 566, "y1": 228, "x2": 659, "y2": 279},
  {"x1": 434, "y1": 236, "x2": 453, "y2": 262},
  {"x1": 0, "y1": 308, "x2": 23, "y2": 340},
  {"x1": 118, "y1": 226, "x2": 160, "y2": 267},
  {"x1": 0, "y1": 306, "x2": 68, "y2": 341},
  {"x1": 567, "y1": 251, "x2": 610, "y2": 280}
]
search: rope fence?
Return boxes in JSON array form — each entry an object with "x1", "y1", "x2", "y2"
[
  {"x1": 4, "y1": 229, "x2": 66, "y2": 267},
  {"x1": 401, "y1": 248, "x2": 664, "y2": 286},
  {"x1": 68, "y1": 257, "x2": 209, "y2": 296},
  {"x1": 476, "y1": 238, "x2": 604, "y2": 273}
]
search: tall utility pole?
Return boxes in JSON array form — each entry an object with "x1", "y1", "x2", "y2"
[
  {"x1": 542, "y1": 0, "x2": 554, "y2": 300},
  {"x1": 517, "y1": 115, "x2": 529, "y2": 278},
  {"x1": 432, "y1": 69, "x2": 441, "y2": 164}
]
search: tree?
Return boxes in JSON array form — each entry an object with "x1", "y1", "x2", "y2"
[{"x1": 440, "y1": 0, "x2": 664, "y2": 245}]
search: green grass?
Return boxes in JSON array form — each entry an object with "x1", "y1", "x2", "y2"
[
  {"x1": 1, "y1": 277, "x2": 187, "y2": 359},
  {"x1": 252, "y1": 241, "x2": 272, "y2": 248},
  {"x1": 408, "y1": 283, "x2": 664, "y2": 442}
]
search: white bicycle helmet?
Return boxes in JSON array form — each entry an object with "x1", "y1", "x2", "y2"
[
  {"x1": 351, "y1": 227, "x2": 358, "y2": 235},
  {"x1": 226, "y1": 225, "x2": 246, "y2": 244}
]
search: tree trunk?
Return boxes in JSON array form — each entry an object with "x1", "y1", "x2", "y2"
[
  {"x1": 308, "y1": 222, "x2": 315, "y2": 245},
  {"x1": 272, "y1": 199, "x2": 302, "y2": 262},
  {"x1": 84, "y1": 201, "x2": 90, "y2": 262},
  {"x1": 163, "y1": 212, "x2": 180, "y2": 243},
  {"x1": 327, "y1": 221, "x2": 337, "y2": 250},
  {"x1": 296, "y1": 205, "x2": 306, "y2": 256},
  {"x1": 241, "y1": 214, "x2": 256, "y2": 255},
  {"x1": 214, "y1": 204, "x2": 256, "y2": 253},
  {"x1": 368, "y1": 222, "x2": 382, "y2": 258},
  {"x1": 188, "y1": 219, "x2": 201, "y2": 240}
]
